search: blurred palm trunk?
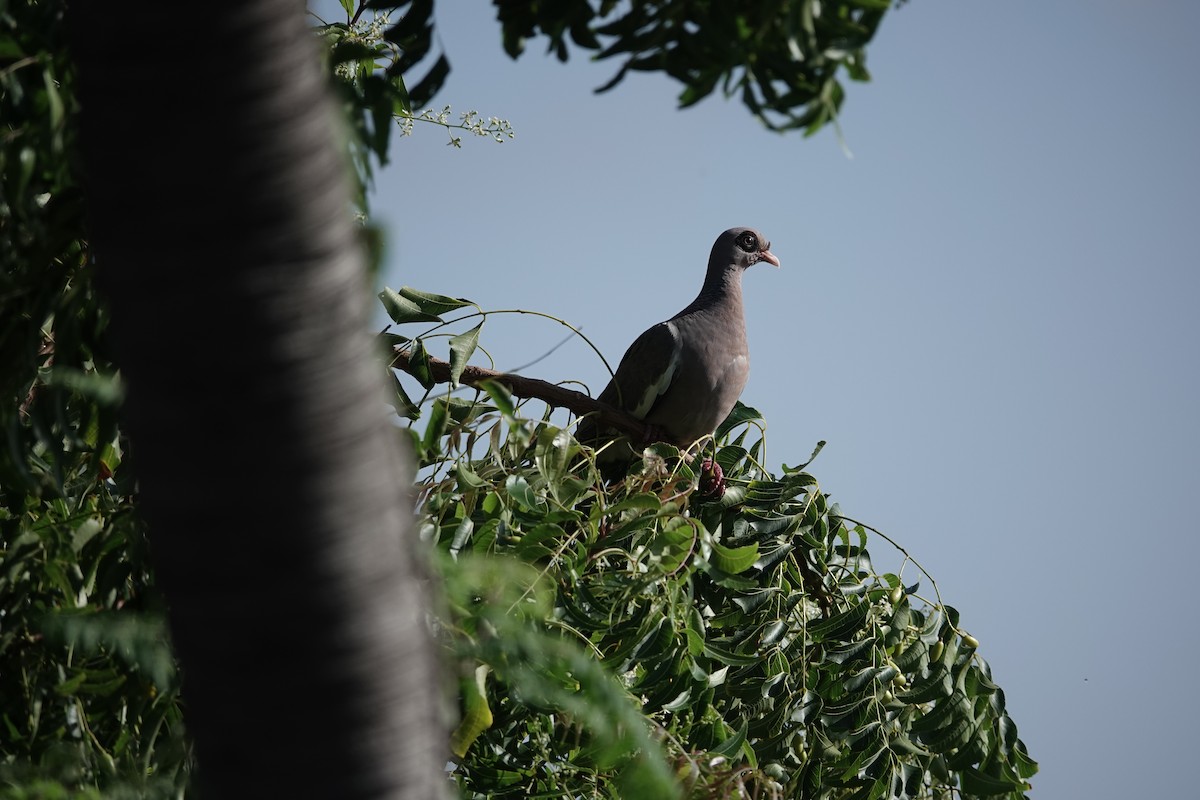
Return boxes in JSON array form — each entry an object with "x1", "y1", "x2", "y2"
[{"x1": 67, "y1": 2, "x2": 443, "y2": 797}]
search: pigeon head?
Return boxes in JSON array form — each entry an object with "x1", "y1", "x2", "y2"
[{"x1": 714, "y1": 227, "x2": 781, "y2": 271}]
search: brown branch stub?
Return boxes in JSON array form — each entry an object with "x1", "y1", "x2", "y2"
[{"x1": 391, "y1": 347, "x2": 651, "y2": 441}]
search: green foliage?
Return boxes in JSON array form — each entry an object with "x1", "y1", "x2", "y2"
[
  {"x1": 495, "y1": 0, "x2": 891, "y2": 133},
  {"x1": 1, "y1": 0, "x2": 92, "y2": 481},
  {"x1": 328, "y1": 0, "x2": 889, "y2": 150},
  {"x1": 0, "y1": 499, "x2": 187, "y2": 798},
  {"x1": 1, "y1": 3, "x2": 190, "y2": 794},
  {"x1": 386, "y1": 291, "x2": 1039, "y2": 799}
]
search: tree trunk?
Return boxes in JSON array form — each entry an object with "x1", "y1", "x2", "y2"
[{"x1": 68, "y1": 3, "x2": 443, "y2": 797}]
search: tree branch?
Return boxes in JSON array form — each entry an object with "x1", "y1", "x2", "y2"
[{"x1": 391, "y1": 347, "x2": 653, "y2": 441}]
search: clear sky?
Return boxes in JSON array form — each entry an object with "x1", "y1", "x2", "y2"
[{"x1": 333, "y1": 2, "x2": 1200, "y2": 796}]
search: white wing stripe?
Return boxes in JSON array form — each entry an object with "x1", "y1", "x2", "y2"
[{"x1": 631, "y1": 321, "x2": 680, "y2": 418}]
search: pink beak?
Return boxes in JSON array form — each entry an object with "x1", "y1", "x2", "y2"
[{"x1": 759, "y1": 248, "x2": 781, "y2": 268}]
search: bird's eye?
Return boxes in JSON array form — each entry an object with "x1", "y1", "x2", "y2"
[{"x1": 738, "y1": 232, "x2": 758, "y2": 251}]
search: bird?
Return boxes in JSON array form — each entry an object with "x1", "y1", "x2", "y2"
[{"x1": 576, "y1": 227, "x2": 779, "y2": 480}]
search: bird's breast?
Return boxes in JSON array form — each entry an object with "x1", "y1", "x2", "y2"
[{"x1": 645, "y1": 338, "x2": 749, "y2": 446}]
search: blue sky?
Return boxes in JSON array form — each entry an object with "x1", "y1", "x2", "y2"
[{"x1": 330, "y1": 2, "x2": 1200, "y2": 796}]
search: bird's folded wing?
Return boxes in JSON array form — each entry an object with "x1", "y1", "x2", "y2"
[{"x1": 602, "y1": 321, "x2": 681, "y2": 419}]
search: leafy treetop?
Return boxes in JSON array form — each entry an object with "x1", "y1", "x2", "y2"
[{"x1": 380, "y1": 287, "x2": 1038, "y2": 800}]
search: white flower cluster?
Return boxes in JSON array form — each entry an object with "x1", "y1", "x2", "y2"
[
  {"x1": 397, "y1": 105, "x2": 515, "y2": 148},
  {"x1": 456, "y1": 110, "x2": 516, "y2": 146},
  {"x1": 352, "y1": 11, "x2": 389, "y2": 42},
  {"x1": 329, "y1": 11, "x2": 393, "y2": 81}
]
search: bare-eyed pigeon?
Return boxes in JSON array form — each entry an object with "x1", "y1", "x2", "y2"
[{"x1": 576, "y1": 227, "x2": 779, "y2": 476}]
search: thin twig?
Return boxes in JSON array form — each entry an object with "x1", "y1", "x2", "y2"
[
  {"x1": 504, "y1": 328, "x2": 580, "y2": 375},
  {"x1": 391, "y1": 347, "x2": 652, "y2": 441},
  {"x1": 830, "y1": 514, "x2": 952, "y2": 624}
]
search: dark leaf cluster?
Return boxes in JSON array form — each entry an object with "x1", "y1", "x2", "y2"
[
  {"x1": 1, "y1": 2, "x2": 187, "y2": 795},
  {"x1": 494, "y1": 0, "x2": 892, "y2": 132}
]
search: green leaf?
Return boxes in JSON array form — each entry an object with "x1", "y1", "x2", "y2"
[
  {"x1": 888, "y1": 734, "x2": 930, "y2": 758},
  {"x1": 824, "y1": 638, "x2": 874, "y2": 665},
  {"x1": 742, "y1": 473, "x2": 814, "y2": 507},
  {"x1": 380, "y1": 287, "x2": 443, "y2": 323},
  {"x1": 898, "y1": 664, "x2": 953, "y2": 704},
  {"x1": 844, "y1": 666, "x2": 886, "y2": 693},
  {"x1": 717, "y1": 484, "x2": 747, "y2": 508},
  {"x1": 632, "y1": 616, "x2": 676, "y2": 661},
  {"x1": 478, "y1": 379, "x2": 516, "y2": 419},
  {"x1": 715, "y1": 401, "x2": 763, "y2": 439},
  {"x1": 960, "y1": 767, "x2": 1028, "y2": 796},
  {"x1": 448, "y1": 322, "x2": 483, "y2": 387},
  {"x1": 632, "y1": 652, "x2": 681, "y2": 694},
  {"x1": 709, "y1": 540, "x2": 759, "y2": 574},
  {"x1": 422, "y1": 397, "x2": 449, "y2": 457},
  {"x1": 71, "y1": 518, "x2": 103, "y2": 553},
  {"x1": 945, "y1": 732, "x2": 989, "y2": 771},
  {"x1": 398, "y1": 286, "x2": 473, "y2": 316},
  {"x1": 605, "y1": 492, "x2": 662, "y2": 515},
  {"x1": 449, "y1": 665, "x2": 494, "y2": 758},
  {"x1": 660, "y1": 687, "x2": 693, "y2": 713},
  {"x1": 910, "y1": 690, "x2": 970, "y2": 736},
  {"x1": 379, "y1": 331, "x2": 411, "y2": 349},
  {"x1": 679, "y1": 78, "x2": 717, "y2": 108},
  {"x1": 407, "y1": 54, "x2": 451, "y2": 107},
  {"x1": 42, "y1": 67, "x2": 63, "y2": 131},
  {"x1": 514, "y1": 523, "x2": 566, "y2": 560},
  {"x1": 922, "y1": 715, "x2": 976, "y2": 754},
  {"x1": 732, "y1": 587, "x2": 779, "y2": 615},
  {"x1": 535, "y1": 425, "x2": 573, "y2": 486},
  {"x1": 892, "y1": 638, "x2": 928, "y2": 673},
  {"x1": 401, "y1": 340, "x2": 435, "y2": 390},
  {"x1": 444, "y1": 396, "x2": 493, "y2": 425},
  {"x1": 449, "y1": 517, "x2": 474, "y2": 554},
  {"x1": 702, "y1": 642, "x2": 761, "y2": 667},
  {"x1": 389, "y1": 372, "x2": 420, "y2": 419},
  {"x1": 454, "y1": 463, "x2": 490, "y2": 492},
  {"x1": 782, "y1": 440, "x2": 827, "y2": 472},
  {"x1": 790, "y1": 690, "x2": 823, "y2": 725},
  {"x1": 505, "y1": 475, "x2": 545, "y2": 512},
  {"x1": 1012, "y1": 738, "x2": 1040, "y2": 779},
  {"x1": 709, "y1": 721, "x2": 748, "y2": 758},
  {"x1": 684, "y1": 609, "x2": 706, "y2": 657},
  {"x1": 550, "y1": 475, "x2": 592, "y2": 509},
  {"x1": 807, "y1": 600, "x2": 870, "y2": 643}
]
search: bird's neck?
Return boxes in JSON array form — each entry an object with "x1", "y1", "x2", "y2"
[{"x1": 692, "y1": 265, "x2": 743, "y2": 309}]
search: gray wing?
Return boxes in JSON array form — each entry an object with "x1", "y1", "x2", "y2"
[
  {"x1": 597, "y1": 321, "x2": 681, "y2": 418},
  {"x1": 577, "y1": 321, "x2": 681, "y2": 446}
]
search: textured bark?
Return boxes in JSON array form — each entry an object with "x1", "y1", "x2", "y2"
[{"x1": 69, "y1": 3, "x2": 443, "y2": 797}]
